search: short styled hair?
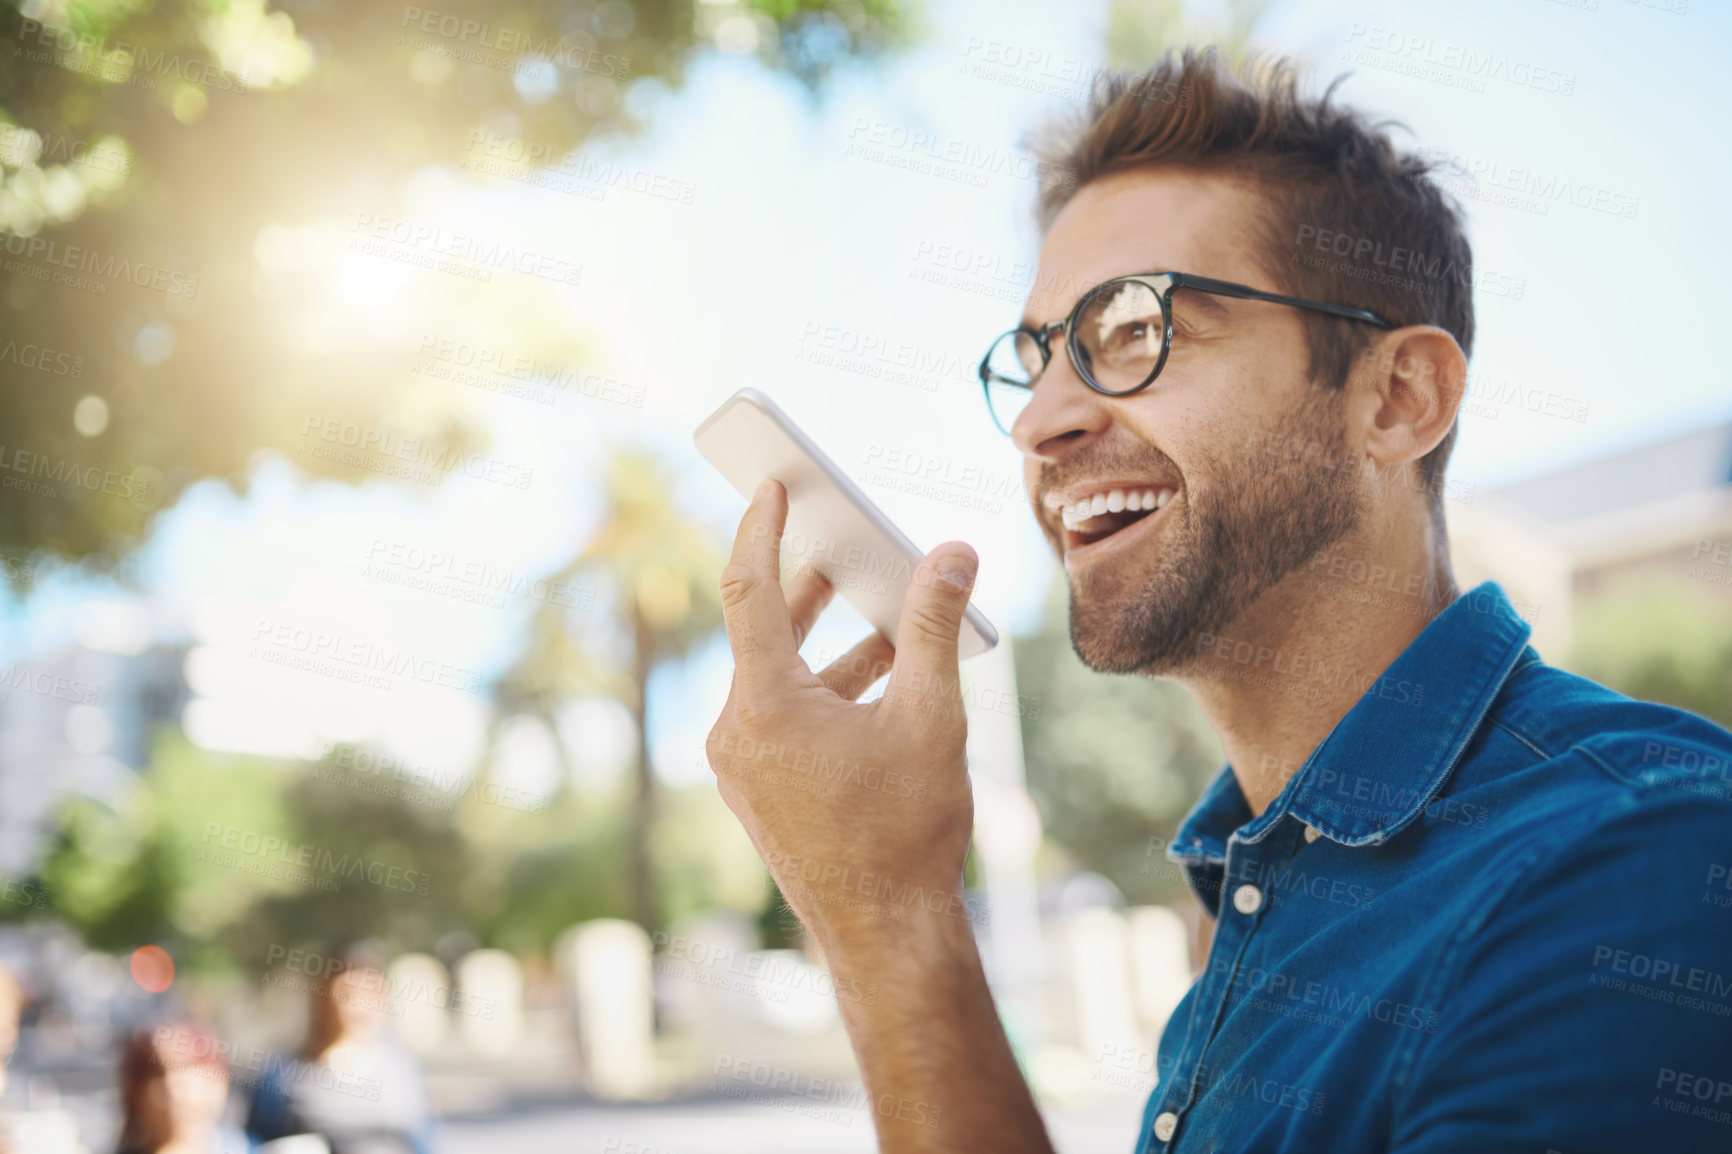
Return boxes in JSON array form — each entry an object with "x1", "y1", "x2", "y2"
[{"x1": 1028, "y1": 47, "x2": 1474, "y2": 514}]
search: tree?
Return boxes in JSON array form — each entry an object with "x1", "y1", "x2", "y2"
[
  {"x1": 1012, "y1": 573, "x2": 1224, "y2": 905},
  {"x1": 1566, "y1": 575, "x2": 1732, "y2": 729},
  {"x1": 29, "y1": 730, "x2": 477, "y2": 969},
  {"x1": 0, "y1": 0, "x2": 918, "y2": 579},
  {"x1": 1104, "y1": 0, "x2": 1268, "y2": 71},
  {"x1": 491, "y1": 446, "x2": 723, "y2": 934}
]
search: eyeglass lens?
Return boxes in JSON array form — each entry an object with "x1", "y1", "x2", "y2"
[{"x1": 982, "y1": 280, "x2": 1167, "y2": 434}]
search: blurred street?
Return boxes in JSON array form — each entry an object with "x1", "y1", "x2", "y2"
[{"x1": 435, "y1": 1094, "x2": 1147, "y2": 1154}]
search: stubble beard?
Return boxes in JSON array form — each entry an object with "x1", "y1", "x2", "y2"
[{"x1": 1067, "y1": 390, "x2": 1362, "y2": 676}]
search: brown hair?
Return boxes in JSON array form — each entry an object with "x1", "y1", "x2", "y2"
[
  {"x1": 117, "y1": 1025, "x2": 227, "y2": 1154},
  {"x1": 1028, "y1": 47, "x2": 1474, "y2": 519},
  {"x1": 300, "y1": 945, "x2": 389, "y2": 1061}
]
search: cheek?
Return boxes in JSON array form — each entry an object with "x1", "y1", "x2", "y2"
[
  {"x1": 1119, "y1": 389, "x2": 1216, "y2": 474},
  {"x1": 1182, "y1": 337, "x2": 1309, "y2": 437}
]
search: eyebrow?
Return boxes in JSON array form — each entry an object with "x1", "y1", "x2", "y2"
[
  {"x1": 1018, "y1": 272, "x2": 1242, "y2": 330},
  {"x1": 1175, "y1": 288, "x2": 1232, "y2": 318}
]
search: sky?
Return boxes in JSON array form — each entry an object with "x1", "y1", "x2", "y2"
[{"x1": 6, "y1": 0, "x2": 1729, "y2": 794}]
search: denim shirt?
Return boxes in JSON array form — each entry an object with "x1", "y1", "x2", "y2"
[{"x1": 1135, "y1": 582, "x2": 1732, "y2": 1154}]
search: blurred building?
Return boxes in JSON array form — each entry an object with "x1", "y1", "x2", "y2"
[
  {"x1": 0, "y1": 637, "x2": 190, "y2": 876},
  {"x1": 1449, "y1": 418, "x2": 1732, "y2": 657}
]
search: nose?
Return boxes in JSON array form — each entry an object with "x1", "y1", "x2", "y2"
[{"x1": 1009, "y1": 343, "x2": 1115, "y2": 458}]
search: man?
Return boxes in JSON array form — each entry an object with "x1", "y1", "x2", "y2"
[{"x1": 704, "y1": 47, "x2": 1732, "y2": 1153}]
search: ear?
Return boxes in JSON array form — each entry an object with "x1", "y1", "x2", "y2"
[{"x1": 1347, "y1": 326, "x2": 1467, "y2": 474}]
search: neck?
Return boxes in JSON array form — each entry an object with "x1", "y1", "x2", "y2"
[
  {"x1": 157, "y1": 1127, "x2": 216, "y2": 1154},
  {"x1": 316, "y1": 1028, "x2": 384, "y2": 1062},
  {"x1": 310, "y1": 1028, "x2": 352, "y2": 1062},
  {"x1": 1175, "y1": 525, "x2": 1458, "y2": 818}
]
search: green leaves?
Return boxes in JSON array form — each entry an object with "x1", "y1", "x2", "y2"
[
  {"x1": 1012, "y1": 573, "x2": 1224, "y2": 904},
  {"x1": 0, "y1": 0, "x2": 919, "y2": 579}
]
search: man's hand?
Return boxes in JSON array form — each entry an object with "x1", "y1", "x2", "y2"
[
  {"x1": 704, "y1": 478, "x2": 1055, "y2": 1153},
  {"x1": 706, "y1": 478, "x2": 981, "y2": 950}
]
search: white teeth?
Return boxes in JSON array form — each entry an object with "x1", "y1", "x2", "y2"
[{"x1": 1059, "y1": 487, "x2": 1176, "y2": 530}]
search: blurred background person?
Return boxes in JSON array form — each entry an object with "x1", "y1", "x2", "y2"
[
  {"x1": 114, "y1": 1025, "x2": 247, "y2": 1154},
  {"x1": 0, "y1": 962, "x2": 85, "y2": 1154},
  {"x1": 244, "y1": 950, "x2": 435, "y2": 1154},
  {"x1": 0, "y1": 963, "x2": 19, "y2": 1110},
  {"x1": 0, "y1": 962, "x2": 19, "y2": 1154}
]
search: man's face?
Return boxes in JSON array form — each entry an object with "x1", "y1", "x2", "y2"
[{"x1": 1012, "y1": 168, "x2": 1361, "y2": 675}]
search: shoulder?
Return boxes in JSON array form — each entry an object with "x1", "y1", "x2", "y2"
[
  {"x1": 1415, "y1": 662, "x2": 1732, "y2": 981},
  {"x1": 1404, "y1": 654, "x2": 1732, "y2": 1053},
  {"x1": 1389, "y1": 689, "x2": 1732, "y2": 1150},
  {"x1": 1490, "y1": 649, "x2": 1732, "y2": 779},
  {"x1": 1451, "y1": 652, "x2": 1732, "y2": 851},
  {"x1": 1475, "y1": 655, "x2": 1732, "y2": 925},
  {"x1": 242, "y1": 1054, "x2": 300, "y2": 1135}
]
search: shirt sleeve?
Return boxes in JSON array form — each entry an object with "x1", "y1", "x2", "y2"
[{"x1": 1388, "y1": 785, "x2": 1732, "y2": 1154}]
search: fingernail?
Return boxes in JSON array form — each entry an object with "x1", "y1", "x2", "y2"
[
  {"x1": 754, "y1": 479, "x2": 775, "y2": 501},
  {"x1": 937, "y1": 556, "x2": 976, "y2": 590}
]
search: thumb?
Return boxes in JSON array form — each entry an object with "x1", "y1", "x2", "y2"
[{"x1": 884, "y1": 542, "x2": 977, "y2": 720}]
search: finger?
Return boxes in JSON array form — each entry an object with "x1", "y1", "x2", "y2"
[
  {"x1": 784, "y1": 565, "x2": 837, "y2": 650},
  {"x1": 882, "y1": 542, "x2": 977, "y2": 722},
  {"x1": 718, "y1": 479, "x2": 800, "y2": 686},
  {"x1": 816, "y1": 632, "x2": 895, "y2": 701}
]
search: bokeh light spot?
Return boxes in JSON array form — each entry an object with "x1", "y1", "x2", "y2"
[
  {"x1": 595, "y1": 0, "x2": 637, "y2": 38},
  {"x1": 73, "y1": 395, "x2": 110, "y2": 437},
  {"x1": 513, "y1": 59, "x2": 559, "y2": 104},
  {"x1": 408, "y1": 49, "x2": 454, "y2": 86},
  {"x1": 135, "y1": 319, "x2": 177, "y2": 364},
  {"x1": 714, "y1": 15, "x2": 759, "y2": 54},
  {"x1": 171, "y1": 83, "x2": 209, "y2": 124},
  {"x1": 130, "y1": 946, "x2": 176, "y2": 993}
]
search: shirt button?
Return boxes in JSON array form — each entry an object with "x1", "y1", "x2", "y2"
[
  {"x1": 1233, "y1": 884, "x2": 1263, "y2": 915},
  {"x1": 1304, "y1": 824, "x2": 1321, "y2": 843},
  {"x1": 1154, "y1": 1111, "x2": 1178, "y2": 1142}
]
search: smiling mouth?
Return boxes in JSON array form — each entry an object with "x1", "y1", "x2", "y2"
[{"x1": 1057, "y1": 486, "x2": 1176, "y2": 549}]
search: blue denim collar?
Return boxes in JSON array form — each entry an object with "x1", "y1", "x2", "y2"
[{"x1": 1170, "y1": 581, "x2": 1534, "y2": 867}]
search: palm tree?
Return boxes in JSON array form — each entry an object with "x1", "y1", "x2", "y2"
[{"x1": 492, "y1": 447, "x2": 723, "y2": 936}]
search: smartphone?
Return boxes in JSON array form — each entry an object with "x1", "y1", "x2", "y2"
[{"x1": 694, "y1": 388, "x2": 999, "y2": 661}]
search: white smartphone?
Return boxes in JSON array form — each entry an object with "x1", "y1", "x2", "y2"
[{"x1": 694, "y1": 388, "x2": 999, "y2": 661}]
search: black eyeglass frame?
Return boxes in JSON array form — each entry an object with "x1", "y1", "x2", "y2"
[{"x1": 977, "y1": 271, "x2": 1397, "y2": 434}]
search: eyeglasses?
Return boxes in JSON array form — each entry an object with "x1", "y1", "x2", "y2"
[{"x1": 976, "y1": 271, "x2": 1395, "y2": 435}]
